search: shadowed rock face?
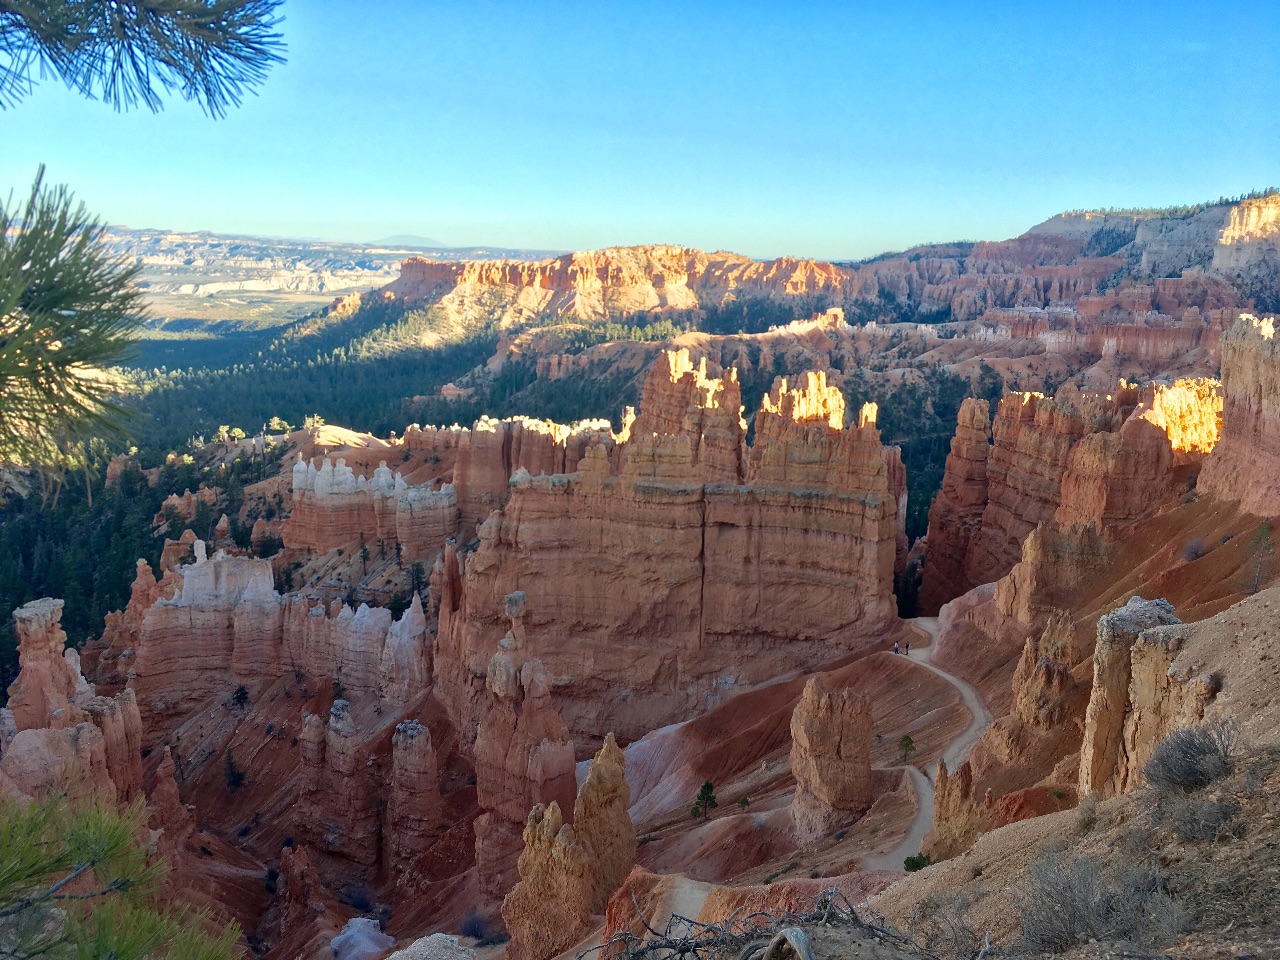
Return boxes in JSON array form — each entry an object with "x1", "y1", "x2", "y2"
[
  {"x1": 97, "y1": 546, "x2": 430, "y2": 747},
  {"x1": 473, "y1": 600, "x2": 577, "y2": 898},
  {"x1": 435, "y1": 349, "x2": 903, "y2": 751},
  {"x1": 789, "y1": 676, "x2": 875, "y2": 848},
  {"x1": 919, "y1": 398, "x2": 992, "y2": 615}
]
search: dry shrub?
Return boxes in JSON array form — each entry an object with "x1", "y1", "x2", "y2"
[
  {"x1": 1158, "y1": 794, "x2": 1242, "y2": 843},
  {"x1": 909, "y1": 890, "x2": 981, "y2": 960},
  {"x1": 1075, "y1": 791, "x2": 1099, "y2": 833},
  {"x1": 1144, "y1": 718, "x2": 1240, "y2": 794},
  {"x1": 1016, "y1": 852, "x2": 1188, "y2": 953}
]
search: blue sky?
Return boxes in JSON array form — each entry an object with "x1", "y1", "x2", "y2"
[{"x1": 4, "y1": 0, "x2": 1278, "y2": 260}]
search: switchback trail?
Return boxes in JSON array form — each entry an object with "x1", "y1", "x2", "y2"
[{"x1": 861, "y1": 617, "x2": 994, "y2": 871}]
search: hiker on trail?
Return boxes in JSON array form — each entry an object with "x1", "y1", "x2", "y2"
[
  {"x1": 905, "y1": 641, "x2": 910, "y2": 656},
  {"x1": 893, "y1": 640, "x2": 900, "y2": 655}
]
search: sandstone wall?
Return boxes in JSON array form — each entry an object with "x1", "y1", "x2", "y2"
[
  {"x1": 1200, "y1": 314, "x2": 1280, "y2": 515},
  {"x1": 924, "y1": 378, "x2": 1222, "y2": 614},
  {"x1": 434, "y1": 351, "x2": 901, "y2": 749},
  {"x1": 918, "y1": 398, "x2": 991, "y2": 614},
  {"x1": 1, "y1": 598, "x2": 143, "y2": 805},
  {"x1": 382, "y1": 239, "x2": 1123, "y2": 327},
  {"x1": 1077, "y1": 597, "x2": 1183, "y2": 799},
  {"x1": 283, "y1": 417, "x2": 615, "y2": 558},
  {"x1": 501, "y1": 735, "x2": 635, "y2": 960},
  {"x1": 119, "y1": 544, "x2": 429, "y2": 746}
]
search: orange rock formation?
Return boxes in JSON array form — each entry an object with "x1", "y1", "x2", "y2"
[
  {"x1": 1199, "y1": 314, "x2": 1280, "y2": 515},
  {"x1": 473, "y1": 595, "x2": 577, "y2": 897},
  {"x1": 923, "y1": 378, "x2": 1222, "y2": 613},
  {"x1": 502, "y1": 734, "x2": 635, "y2": 960},
  {"x1": 789, "y1": 676, "x2": 875, "y2": 848},
  {"x1": 1, "y1": 598, "x2": 142, "y2": 805},
  {"x1": 918, "y1": 398, "x2": 991, "y2": 614},
  {"x1": 435, "y1": 350, "x2": 902, "y2": 749},
  {"x1": 1078, "y1": 596, "x2": 1184, "y2": 798}
]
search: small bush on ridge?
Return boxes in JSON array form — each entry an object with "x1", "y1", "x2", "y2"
[{"x1": 1145, "y1": 718, "x2": 1239, "y2": 794}]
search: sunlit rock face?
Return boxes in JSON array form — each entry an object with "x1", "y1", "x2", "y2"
[
  {"x1": 435, "y1": 349, "x2": 902, "y2": 751},
  {"x1": 283, "y1": 416, "x2": 617, "y2": 558},
  {"x1": 921, "y1": 377, "x2": 1223, "y2": 614},
  {"x1": 501, "y1": 734, "x2": 635, "y2": 960},
  {"x1": 1199, "y1": 314, "x2": 1280, "y2": 515},
  {"x1": 383, "y1": 241, "x2": 1125, "y2": 327}
]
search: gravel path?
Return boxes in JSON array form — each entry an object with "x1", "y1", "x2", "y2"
[{"x1": 861, "y1": 617, "x2": 993, "y2": 871}]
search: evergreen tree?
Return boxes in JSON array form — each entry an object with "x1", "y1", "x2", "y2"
[
  {"x1": 0, "y1": 796, "x2": 239, "y2": 959},
  {"x1": 690, "y1": 780, "x2": 717, "y2": 821},
  {"x1": 0, "y1": 0, "x2": 284, "y2": 115},
  {"x1": 0, "y1": 169, "x2": 142, "y2": 486}
]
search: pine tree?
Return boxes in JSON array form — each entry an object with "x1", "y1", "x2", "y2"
[
  {"x1": 0, "y1": 169, "x2": 142, "y2": 485},
  {"x1": 690, "y1": 780, "x2": 717, "y2": 821},
  {"x1": 898, "y1": 734, "x2": 917, "y2": 763},
  {"x1": 0, "y1": 796, "x2": 239, "y2": 959},
  {"x1": 0, "y1": 1, "x2": 285, "y2": 116}
]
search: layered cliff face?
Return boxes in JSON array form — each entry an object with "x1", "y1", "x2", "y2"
[
  {"x1": 112, "y1": 543, "x2": 429, "y2": 746},
  {"x1": 923, "y1": 378, "x2": 1223, "y2": 614},
  {"x1": 297, "y1": 700, "x2": 382, "y2": 868},
  {"x1": 1078, "y1": 597, "x2": 1183, "y2": 799},
  {"x1": 381, "y1": 238, "x2": 1129, "y2": 329},
  {"x1": 918, "y1": 399, "x2": 991, "y2": 614},
  {"x1": 1032, "y1": 195, "x2": 1280, "y2": 302},
  {"x1": 789, "y1": 676, "x2": 875, "y2": 848},
  {"x1": 283, "y1": 417, "x2": 616, "y2": 556},
  {"x1": 284, "y1": 456, "x2": 457, "y2": 558},
  {"x1": 435, "y1": 349, "x2": 901, "y2": 748},
  {"x1": 1011, "y1": 610, "x2": 1076, "y2": 728},
  {"x1": 501, "y1": 734, "x2": 635, "y2": 960},
  {"x1": 5, "y1": 598, "x2": 91, "y2": 731},
  {"x1": 388, "y1": 246, "x2": 859, "y2": 324},
  {"x1": 1199, "y1": 315, "x2": 1280, "y2": 515},
  {"x1": 384, "y1": 719, "x2": 444, "y2": 878},
  {"x1": 343, "y1": 197, "x2": 1279, "y2": 343}
]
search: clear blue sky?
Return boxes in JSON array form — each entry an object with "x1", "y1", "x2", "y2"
[{"x1": 5, "y1": 0, "x2": 1278, "y2": 260}]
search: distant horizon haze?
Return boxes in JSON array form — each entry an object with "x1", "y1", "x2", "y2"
[{"x1": 5, "y1": 0, "x2": 1278, "y2": 261}]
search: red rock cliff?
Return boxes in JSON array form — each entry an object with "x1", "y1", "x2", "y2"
[
  {"x1": 434, "y1": 350, "x2": 901, "y2": 750},
  {"x1": 1199, "y1": 314, "x2": 1280, "y2": 515}
]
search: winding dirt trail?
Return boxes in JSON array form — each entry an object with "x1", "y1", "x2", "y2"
[{"x1": 860, "y1": 617, "x2": 993, "y2": 870}]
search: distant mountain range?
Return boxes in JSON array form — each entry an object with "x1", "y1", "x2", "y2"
[{"x1": 374, "y1": 234, "x2": 448, "y2": 248}]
